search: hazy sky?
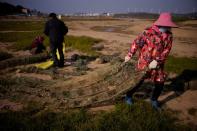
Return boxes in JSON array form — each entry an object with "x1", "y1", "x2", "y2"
[{"x1": 1, "y1": 0, "x2": 197, "y2": 14}]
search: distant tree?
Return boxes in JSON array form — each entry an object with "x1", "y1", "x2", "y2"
[
  {"x1": 0, "y1": 2, "x2": 31, "y2": 16},
  {"x1": 0, "y1": 2, "x2": 16, "y2": 15}
]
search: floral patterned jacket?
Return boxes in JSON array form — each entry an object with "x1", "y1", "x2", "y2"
[{"x1": 127, "y1": 25, "x2": 173, "y2": 83}]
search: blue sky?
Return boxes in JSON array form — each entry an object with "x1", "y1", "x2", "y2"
[{"x1": 1, "y1": 0, "x2": 197, "y2": 14}]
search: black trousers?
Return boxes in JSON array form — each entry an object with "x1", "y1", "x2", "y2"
[
  {"x1": 126, "y1": 77, "x2": 164, "y2": 101},
  {"x1": 50, "y1": 43, "x2": 64, "y2": 67}
]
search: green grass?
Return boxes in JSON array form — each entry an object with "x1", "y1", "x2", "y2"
[
  {"x1": 0, "y1": 20, "x2": 47, "y2": 50},
  {"x1": 0, "y1": 31, "x2": 49, "y2": 50},
  {"x1": 0, "y1": 31, "x2": 101, "y2": 55},
  {"x1": 65, "y1": 35, "x2": 102, "y2": 56},
  {"x1": 172, "y1": 16, "x2": 191, "y2": 23},
  {"x1": 0, "y1": 21, "x2": 45, "y2": 31},
  {"x1": 187, "y1": 108, "x2": 197, "y2": 116},
  {"x1": 165, "y1": 56, "x2": 197, "y2": 74},
  {"x1": 0, "y1": 20, "x2": 102, "y2": 55},
  {"x1": 0, "y1": 101, "x2": 191, "y2": 131},
  {"x1": 0, "y1": 51, "x2": 13, "y2": 61},
  {"x1": 14, "y1": 32, "x2": 49, "y2": 51}
]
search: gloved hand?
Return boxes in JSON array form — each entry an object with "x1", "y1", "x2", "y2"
[
  {"x1": 148, "y1": 60, "x2": 158, "y2": 69},
  {"x1": 124, "y1": 55, "x2": 131, "y2": 63}
]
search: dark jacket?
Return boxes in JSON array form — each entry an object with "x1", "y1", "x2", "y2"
[{"x1": 44, "y1": 18, "x2": 68, "y2": 44}]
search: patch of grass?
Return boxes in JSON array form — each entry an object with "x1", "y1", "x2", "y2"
[
  {"x1": 0, "y1": 21, "x2": 45, "y2": 31},
  {"x1": 0, "y1": 101, "x2": 191, "y2": 131},
  {"x1": 165, "y1": 56, "x2": 197, "y2": 74},
  {"x1": 172, "y1": 16, "x2": 191, "y2": 23},
  {"x1": 65, "y1": 35, "x2": 102, "y2": 56},
  {"x1": 14, "y1": 32, "x2": 49, "y2": 51},
  {"x1": 62, "y1": 91, "x2": 70, "y2": 98},
  {"x1": 0, "y1": 32, "x2": 26, "y2": 42},
  {"x1": 0, "y1": 76, "x2": 16, "y2": 93},
  {"x1": 74, "y1": 59, "x2": 89, "y2": 71},
  {"x1": 188, "y1": 108, "x2": 197, "y2": 116},
  {"x1": 0, "y1": 20, "x2": 49, "y2": 50},
  {"x1": 183, "y1": 23, "x2": 197, "y2": 28},
  {"x1": 0, "y1": 21, "x2": 101, "y2": 53},
  {"x1": 0, "y1": 51, "x2": 13, "y2": 61},
  {"x1": 0, "y1": 31, "x2": 49, "y2": 50},
  {"x1": 0, "y1": 31, "x2": 100, "y2": 53}
]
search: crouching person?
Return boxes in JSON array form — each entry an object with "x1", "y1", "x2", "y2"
[
  {"x1": 124, "y1": 12, "x2": 178, "y2": 110},
  {"x1": 31, "y1": 36, "x2": 46, "y2": 54}
]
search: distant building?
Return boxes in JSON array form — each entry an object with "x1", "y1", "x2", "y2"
[
  {"x1": 21, "y1": 8, "x2": 28, "y2": 14},
  {"x1": 101, "y1": 12, "x2": 113, "y2": 16},
  {"x1": 65, "y1": 12, "x2": 113, "y2": 17},
  {"x1": 58, "y1": 14, "x2": 62, "y2": 19}
]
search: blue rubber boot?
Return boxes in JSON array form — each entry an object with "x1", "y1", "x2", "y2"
[
  {"x1": 151, "y1": 100, "x2": 160, "y2": 110},
  {"x1": 125, "y1": 96, "x2": 133, "y2": 105}
]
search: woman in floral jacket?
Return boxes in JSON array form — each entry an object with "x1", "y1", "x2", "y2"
[{"x1": 124, "y1": 12, "x2": 178, "y2": 109}]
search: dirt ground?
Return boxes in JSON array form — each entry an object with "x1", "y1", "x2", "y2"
[
  {"x1": 67, "y1": 19, "x2": 197, "y2": 58},
  {"x1": 0, "y1": 18, "x2": 197, "y2": 127}
]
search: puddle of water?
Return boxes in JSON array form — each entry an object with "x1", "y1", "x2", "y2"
[
  {"x1": 92, "y1": 26, "x2": 132, "y2": 34},
  {"x1": 105, "y1": 27, "x2": 115, "y2": 32}
]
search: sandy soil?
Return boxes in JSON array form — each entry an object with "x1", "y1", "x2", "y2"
[
  {"x1": 16, "y1": 73, "x2": 52, "y2": 80},
  {"x1": 160, "y1": 90, "x2": 197, "y2": 126},
  {"x1": 67, "y1": 19, "x2": 197, "y2": 58}
]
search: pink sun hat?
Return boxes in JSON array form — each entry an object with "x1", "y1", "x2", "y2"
[{"x1": 154, "y1": 12, "x2": 178, "y2": 28}]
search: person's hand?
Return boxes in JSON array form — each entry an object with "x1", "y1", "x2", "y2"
[
  {"x1": 148, "y1": 60, "x2": 158, "y2": 69},
  {"x1": 124, "y1": 55, "x2": 131, "y2": 63}
]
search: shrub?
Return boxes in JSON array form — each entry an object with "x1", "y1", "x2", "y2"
[
  {"x1": 165, "y1": 56, "x2": 197, "y2": 74},
  {"x1": 0, "y1": 101, "x2": 191, "y2": 131},
  {"x1": 0, "y1": 21, "x2": 45, "y2": 31},
  {"x1": 65, "y1": 35, "x2": 102, "y2": 56},
  {"x1": 0, "y1": 51, "x2": 13, "y2": 61}
]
